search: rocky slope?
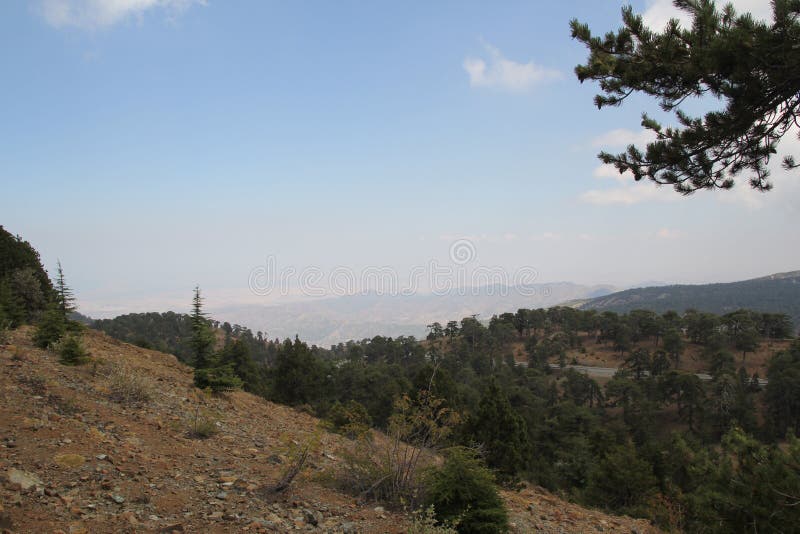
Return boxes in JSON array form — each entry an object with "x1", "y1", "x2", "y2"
[{"x1": 0, "y1": 327, "x2": 657, "y2": 533}]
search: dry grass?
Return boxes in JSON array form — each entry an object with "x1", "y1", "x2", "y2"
[{"x1": 106, "y1": 362, "x2": 153, "y2": 405}]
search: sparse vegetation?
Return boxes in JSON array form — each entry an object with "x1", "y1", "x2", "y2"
[
  {"x1": 188, "y1": 407, "x2": 219, "y2": 439},
  {"x1": 107, "y1": 363, "x2": 153, "y2": 405},
  {"x1": 268, "y1": 431, "x2": 320, "y2": 493}
]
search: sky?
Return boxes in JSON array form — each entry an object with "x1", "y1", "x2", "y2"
[{"x1": 1, "y1": 0, "x2": 798, "y2": 317}]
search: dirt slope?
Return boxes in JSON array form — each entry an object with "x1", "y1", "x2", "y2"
[{"x1": 0, "y1": 327, "x2": 657, "y2": 533}]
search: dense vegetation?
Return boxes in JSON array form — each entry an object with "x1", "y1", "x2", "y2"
[
  {"x1": 577, "y1": 272, "x2": 800, "y2": 331},
  {"x1": 95, "y1": 301, "x2": 800, "y2": 531},
  {"x1": 0, "y1": 225, "x2": 53, "y2": 328}
]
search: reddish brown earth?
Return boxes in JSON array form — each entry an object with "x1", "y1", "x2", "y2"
[{"x1": 0, "y1": 327, "x2": 657, "y2": 533}]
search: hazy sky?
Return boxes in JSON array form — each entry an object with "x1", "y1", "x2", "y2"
[{"x1": 2, "y1": 0, "x2": 797, "y2": 317}]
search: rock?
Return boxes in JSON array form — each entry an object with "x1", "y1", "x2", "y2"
[
  {"x1": 160, "y1": 523, "x2": 184, "y2": 533},
  {"x1": 110, "y1": 494, "x2": 125, "y2": 504},
  {"x1": 340, "y1": 522, "x2": 358, "y2": 534},
  {"x1": 373, "y1": 506, "x2": 385, "y2": 514},
  {"x1": 215, "y1": 491, "x2": 228, "y2": 500},
  {"x1": 303, "y1": 508, "x2": 321, "y2": 526},
  {"x1": 7, "y1": 468, "x2": 43, "y2": 491},
  {"x1": 96, "y1": 454, "x2": 107, "y2": 461},
  {"x1": 54, "y1": 454, "x2": 86, "y2": 468}
]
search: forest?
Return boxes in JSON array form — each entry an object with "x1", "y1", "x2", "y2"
[
  {"x1": 93, "y1": 294, "x2": 800, "y2": 532},
  {"x1": 3, "y1": 221, "x2": 800, "y2": 532}
]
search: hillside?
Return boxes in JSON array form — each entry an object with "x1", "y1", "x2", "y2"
[
  {"x1": 0, "y1": 327, "x2": 656, "y2": 533},
  {"x1": 574, "y1": 271, "x2": 800, "y2": 330}
]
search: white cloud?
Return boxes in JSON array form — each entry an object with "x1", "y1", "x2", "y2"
[
  {"x1": 591, "y1": 128, "x2": 656, "y2": 148},
  {"x1": 642, "y1": 0, "x2": 773, "y2": 30},
  {"x1": 463, "y1": 41, "x2": 561, "y2": 92},
  {"x1": 37, "y1": 0, "x2": 205, "y2": 29},
  {"x1": 593, "y1": 164, "x2": 634, "y2": 183},
  {"x1": 580, "y1": 184, "x2": 675, "y2": 206}
]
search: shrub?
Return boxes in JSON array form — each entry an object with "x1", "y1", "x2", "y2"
[
  {"x1": 58, "y1": 334, "x2": 89, "y2": 366},
  {"x1": 422, "y1": 447, "x2": 509, "y2": 534},
  {"x1": 407, "y1": 506, "x2": 459, "y2": 534},
  {"x1": 194, "y1": 362, "x2": 243, "y2": 393},
  {"x1": 189, "y1": 407, "x2": 219, "y2": 439},
  {"x1": 108, "y1": 363, "x2": 153, "y2": 405},
  {"x1": 33, "y1": 304, "x2": 66, "y2": 349},
  {"x1": 325, "y1": 391, "x2": 458, "y2": 506},
  {"x1": 267, "y1": 431, "x2": 321, "y2": 493},
  {"x1": 325, "y1": 400, "x2": 373, "y2": 440}
]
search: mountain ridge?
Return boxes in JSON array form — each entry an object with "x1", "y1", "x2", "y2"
[{"x1": 574, "y1": 270, "x2": 800, "y2": 329}]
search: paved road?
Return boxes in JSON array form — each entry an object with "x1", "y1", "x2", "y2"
[{"x1": 515, "y1": 362, "x2": 769, "y2": 386}]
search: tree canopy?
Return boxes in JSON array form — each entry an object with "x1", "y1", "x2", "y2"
[{"x1": 571, "y1": 0, "x2": 800, "y2": 193}]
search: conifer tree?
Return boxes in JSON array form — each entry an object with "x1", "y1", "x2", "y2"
[
  {"x1": 572, "y1": 0, "x2": 800, "y2": 193},
  {"x1": 465, "y1": 377, "x2": 528, "y2": 482},
  {"x1": 190, "y1": 285, "x2": 215, "y2": 375},
  {"x1": 59, "y1": 334, "x2": 88, "y2": 366},
  {"x1": 33, "y1": 301, "x2": 66, "y2": 349},
  {"x1": 189, "y1": 286, "x2": 242, "y2": 392},
  {"x1": 54, "y1": 260, "x2": 76, "y2": 319}
]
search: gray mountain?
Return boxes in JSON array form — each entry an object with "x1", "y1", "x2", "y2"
[{"x1": 210, "y1": 282, "x2": 616, "y2": 346}]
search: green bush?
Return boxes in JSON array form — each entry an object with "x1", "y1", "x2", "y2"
[
  {"x1": 58, "y1": 335, "x2": 89, "y2": 366},
  {"x1": 194, "y1": 362, "x2": 243, "y2": 393},
  {"x1": 33, "y1": 304, "x2": 66, "y2": 349},
  {"x1": 325, "y1": 400, "x2": 373, "y2": 439},
  {"x1": 423, "y1": 447, "x2": 509, "y2": 534}
]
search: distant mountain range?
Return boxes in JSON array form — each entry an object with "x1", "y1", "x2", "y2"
[
  {"x1": 209, "y1": 282, "x2": 617, "y2": 346},
  {"x1": 574, "y1": 271, "x2": 800, "y2": 329}
]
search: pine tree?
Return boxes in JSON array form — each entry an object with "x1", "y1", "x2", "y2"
[
  {"x1": 571, "y1": 0, "x2": 800, "y2": 193},
  {"x1": 423, "y1": 447, "x2": 509, "y2": 534},
  {"x1": 190, "y1": 285, "x2": 215, "y2": 375},
  {"x1": 59, "y1": 334, "x2": 88, "y2": 366},
  {"x1": 33, "y1": 301, "x2": 66, "y2": 349},
  {"x1": 466, "y1": 377, "x2": 528, "y2": 482},
  {"x1": 189, "y1": 286, "x2": 242, "y2": 392},
  {"x1": 54, "y1": 260, "x2": 76, "y2": 320}
]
